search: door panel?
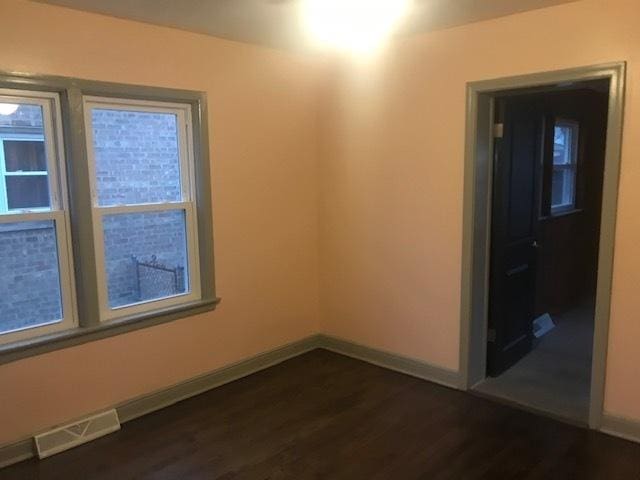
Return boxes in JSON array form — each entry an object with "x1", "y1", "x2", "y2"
[
  {"x1": 487, "y1": 97, "x2": 542, "y2": 376},
  {"x1": 508, "y1": 117, "x2": 538, "y2": 239}
]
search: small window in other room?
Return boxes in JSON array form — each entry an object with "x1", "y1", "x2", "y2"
[{"x1": 551, "y1": 120, "x2": 579, "y2": 213}]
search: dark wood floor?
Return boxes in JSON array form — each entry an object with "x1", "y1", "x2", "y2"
[{"x1": 2, "y1": 349, "x2": 640, "y2": 479}]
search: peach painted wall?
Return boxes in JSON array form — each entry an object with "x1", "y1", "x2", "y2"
[
  {"x1": 0, "y1": 0, "x2": 323, "y2": 446},
  {"x1": 319, "y1": 0, "x2": 640, "y2": 421},
  {"x1": 2, "y1": 0, "x2": 640, "y2": 450}
]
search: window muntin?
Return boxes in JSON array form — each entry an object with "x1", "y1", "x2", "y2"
[
  {"x1": 551, "y1": 120, "x2": 579, "y2": 213},
  {"x1": 0, "y1": 93, "x2": 77, "y2": 344},
  {"x1": 84, "y1": 97, "x2": 201, "y2": 321}
]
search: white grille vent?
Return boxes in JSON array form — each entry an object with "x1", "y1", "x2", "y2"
[{"x1": 34, "y1": 409, "x2": 121, "y2": 459}]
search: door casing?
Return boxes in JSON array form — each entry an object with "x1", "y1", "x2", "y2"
[{"x1": 459, "y1": 62, "x2": 626, "y2": 429}]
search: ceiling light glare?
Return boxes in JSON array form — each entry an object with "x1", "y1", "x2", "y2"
[
  {"x1": 0, "y1": 103, "x2": 19, "y2": 116},
  {"x1": 301, "y1": 0, "x2": 411, "y2": 55}
]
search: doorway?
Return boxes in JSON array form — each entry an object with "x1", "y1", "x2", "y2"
[
  {"x1": 479, "y1": 82, "x2": 608, "y2": 423},
  {"x1": 459, "y1": 63, "x2": 626, "y2": 429}
]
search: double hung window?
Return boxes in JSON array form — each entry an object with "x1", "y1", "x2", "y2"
[
  {"x1": 551, "y1": 120, "x2": 579, "y2": 214},
  {"x1": 84, "y1": 98, "x2": 201, "y2": 320},
  {"x1": 0, "y1": 77, "x2": 215, "y2": 354},
  {"x1": 0, "y1": 91, "x2": 76, "y2": 343}
]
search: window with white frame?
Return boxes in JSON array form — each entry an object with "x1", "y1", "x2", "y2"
[
  {"x1": 0, "y1": 77, "x2": 215, "y2": 353},
  {"x1": 83, "y1": 97, "x2": 201, "y2": 321},
  {"x1": 0, "y1": 92, "x2": 77, "y2": 343},
  {"x1": 551, "y1": 119, "x2": 579, "y2": 213}
]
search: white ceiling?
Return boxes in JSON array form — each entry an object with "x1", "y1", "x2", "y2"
[{"x1": 35, "y1": 0, "x2": 579, "y2": 52}]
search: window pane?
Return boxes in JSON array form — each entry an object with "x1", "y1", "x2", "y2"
[
  {"x1": 0, "y1": 104, "x2": 44, "y2": 130},
  {"x1": 6, "y1": 176, "x2": 50, "y2": 210},
  {"x1": 103, "y1": 210, "x2": 188, "y2": 308},
  {"x1": 553, "y1": 123, "x2": 578, "y2": 165},
  {"x1": 553, "y1": 125, "x2": 574, "y2": 165},
  {"x1": 551, "y1": 168, "x2": 576, "y2": 208},
  {"x1": 4, "y1": 140, "x2": 47, "y2": 172},
  {"x1": 90, "y1": 108, "x2": 182, "y2": 206},
  {"x1": 0, "y1": 221, "x2": 63, "y2": 334}
]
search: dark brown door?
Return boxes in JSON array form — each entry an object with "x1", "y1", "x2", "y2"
[{"x1": 487, "y1": 97, "x2": 543, "y2": 376}]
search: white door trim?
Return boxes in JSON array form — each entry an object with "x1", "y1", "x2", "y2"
[{"x1": 458, "y1": 62, "x2": 626, "y2": 429}]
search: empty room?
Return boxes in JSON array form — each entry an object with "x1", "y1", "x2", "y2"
[{"x1": 0, "y1": 0, "x2": 639, "y2": 478}]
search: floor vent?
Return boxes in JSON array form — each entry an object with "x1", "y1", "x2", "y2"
[
  {"x1": 34, "y1": 410, "x2": 121, "y2": 459},
  {"x1": 533, "y1": 313, "x2": 555, "y2": 339}
]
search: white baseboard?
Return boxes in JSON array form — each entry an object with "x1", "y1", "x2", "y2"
[
  {"x1": 3, "y1": 334, "x2": 637, "y2": 470},
  {"x1": 0, "y1": 440, "x2": 33, "y2": 470},
  {"x1": 319, "y1": 334, "x2": 461, "y2": 389},
  {"x1": 117, "y1": 334, "x2": 323, "y2": 423},
  {"x1": 601, "y1": 413, "x2": 640, "y2": 444},
  {"x1": 0, "y1": 334, "x2": 322, "y2": 469}
]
